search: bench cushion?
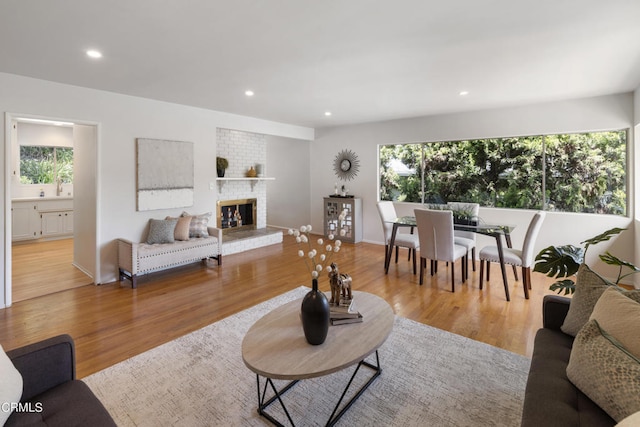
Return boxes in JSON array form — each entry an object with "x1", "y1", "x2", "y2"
[{"x1": 136, "y1": 237, "x2": 218, "y2": 274}]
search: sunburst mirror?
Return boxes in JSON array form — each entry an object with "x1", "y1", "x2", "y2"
[{"x1": 333, "y1": 149, "x2": 360, "y2": 181}]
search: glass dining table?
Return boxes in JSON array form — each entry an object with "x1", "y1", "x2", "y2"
[{"x1": 385, "y1": 216, "x2": 516, "y2": 301}]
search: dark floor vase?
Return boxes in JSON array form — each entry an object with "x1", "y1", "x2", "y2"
[{"x1": 301, "y1": 279, "x2": 330, "y2": 345}]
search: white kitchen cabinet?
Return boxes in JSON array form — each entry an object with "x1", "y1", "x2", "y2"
[
  {"x1": 11, "y1": 202, "x2": 40, "y2": 241},
  {"x1": 11, "y1": 198, "x2": 74, "y2": 241},
  {"x1": 63, "y1": 211, "x2": 74, "y2": 234},
  {"x1": 40, "y1": 211, "x2": 73, "y2": 238}
]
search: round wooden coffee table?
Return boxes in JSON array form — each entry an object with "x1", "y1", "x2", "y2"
[{"x1": 242, "y1": 291, "x2": 394, "y2": 426}]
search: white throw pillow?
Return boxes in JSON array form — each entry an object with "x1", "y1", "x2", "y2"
[
  {"x1": 616, "y1": 410, "x2": 640, "y2": 426},
  {"x1": 0, "y1": 344, "x2": 23, "y2": 425}
]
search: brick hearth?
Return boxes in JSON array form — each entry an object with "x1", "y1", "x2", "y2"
[{"x1": 221, "y1": 227, "x2": 283, "y2": 256}]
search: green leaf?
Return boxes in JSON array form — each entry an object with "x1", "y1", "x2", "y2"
[
  {"x1": 534, "y1": 245, "x2": 584, "y2": 278},
  {"x1": 582, "y1": 227, "x2": 626, "y2": 254},
  {"x1": 549, "y1": 279, "x2": 576, "y2": 295},
  {"x1": 599, "y1": 251, "x2": 640, "y2": 271}
]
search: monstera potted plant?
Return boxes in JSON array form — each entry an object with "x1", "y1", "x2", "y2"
[
  {"x1": 534, "y1": 227, "x2": 639, "y2": 294},
  {"x1": 216, "y1": 156, "x2": 229, "y2": 177}
]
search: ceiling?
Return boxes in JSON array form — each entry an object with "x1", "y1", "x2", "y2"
[{"x1": 1, "y1": 1, "x2": 640, "y2": 129}]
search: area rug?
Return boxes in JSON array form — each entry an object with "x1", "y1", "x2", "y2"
[{"x1": 85, "y1": 287, "x2": 530, "y2": 426}]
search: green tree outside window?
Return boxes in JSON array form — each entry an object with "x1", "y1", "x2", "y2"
[
  {"x1": 20, "y1": 146, "x2": 74, "y2": 185},
  {"x1": 379, "y1": 130, "x2": 626, "y2": 216}
]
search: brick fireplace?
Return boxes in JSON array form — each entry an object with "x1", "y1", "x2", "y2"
[{"x1": 216, "y1": 128, "x2": 282, "y2": 255}]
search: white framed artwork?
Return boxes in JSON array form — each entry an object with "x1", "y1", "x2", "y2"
[{"x1": 136, "y1": 138, "x2": 194, "y2": 211}]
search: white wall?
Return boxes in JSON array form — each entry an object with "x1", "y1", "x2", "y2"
[
  {"x1": 17, "y1": 122, "x2": 73, "y2": 147},
  {"x1": 312, "y1": 93, "x2": 636, "y2": 284},
  {"x1": 1, "y1": 72, "x2": 314, "y2": 307},
  {"x1": 265, "y1": 135, "x2": 311, "y2": 229},
  {"x1": 634, "y1": 85, "x2": 640, "y2": 274},
  {"x1": 72, "y1": 124, "x2": 98, "y2": 277}
]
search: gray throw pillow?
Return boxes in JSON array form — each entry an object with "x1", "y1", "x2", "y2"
[
  {"x1": 146, "y1": 218, "x2": 178, "y2": 244},
  {"x1": 561, "y1": 264, "x2": 640, "y2": 337}
]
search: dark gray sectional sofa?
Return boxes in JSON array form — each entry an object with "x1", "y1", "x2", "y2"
[
  {"x1": 5, "y1": 334, "x2": 115, "y2": 427},
  {"x1": 521, "y1": 295, "x2": 615, "y2": 427}
]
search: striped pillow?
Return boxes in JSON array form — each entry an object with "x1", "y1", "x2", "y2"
[{"x1": 181, "y1": 211, "x2": 211, "y2": 238}]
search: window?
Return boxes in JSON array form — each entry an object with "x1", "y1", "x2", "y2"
[
  {"x1": 379, "y1": 130, "x2": 627, "y2": 215},
  {"x1": 19, "y1": 146, "x2": 74, "y2": 185}
]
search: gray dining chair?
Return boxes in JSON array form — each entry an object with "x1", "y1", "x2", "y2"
[
  {"x1": 447, "y1": 201, "x2": 479, "y2": 277},
  {"x1": 478, "y1": 211, "x2": 546, "y2": 299},
  {"x1": 414, "y1": 208, "x2": 467, "y2": 291},
  {"x1": 377, "y1": 201, "x2": 419, "y2": 274}
]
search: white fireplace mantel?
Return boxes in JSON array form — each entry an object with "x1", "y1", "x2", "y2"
[{"x1": 216, "y1": 177, "x2": 275, "y2": 191}]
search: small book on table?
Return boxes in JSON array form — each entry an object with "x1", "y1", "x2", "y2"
[{"x1": 331, "y1": 313, "x2": 363, "y2": 325}]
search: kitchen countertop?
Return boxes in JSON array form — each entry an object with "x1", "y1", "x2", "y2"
[{"x1": 12, "y1": 196, "x2": 74, "y2": 202}]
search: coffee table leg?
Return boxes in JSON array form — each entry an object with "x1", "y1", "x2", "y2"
[
  {"x1": 256, "y1": 375, "x2": 298, "y2": 427},
  {"x1": 326, "y1": 350, "x2": 382, "y2": 426},
  {"x1": 254, "y1": 351, "x2": 382, "y2": 427}
]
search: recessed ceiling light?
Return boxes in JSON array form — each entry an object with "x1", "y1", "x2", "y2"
[
  {"x1": 324, "y1": 111, "x2": 332, "y2": 116},
  {"x1": 86, "y1": 49, "x2": 102, "y2": 59},
  {"x1": 459, "y1": 91, "x2": 469, "y2": 96},
  {"x1": 245, "y1": 90, "x2": 254, "y2": 97}
]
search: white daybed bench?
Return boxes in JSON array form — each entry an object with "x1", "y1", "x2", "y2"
[{"x1": 117, "y1": 226, "x2": 222, "y2": 288}]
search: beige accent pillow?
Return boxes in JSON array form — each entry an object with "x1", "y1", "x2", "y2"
[
  {"x1": 167, "y1": 216, "x2": 191, "y2": 241},
  {"x1": 561, "y1": 264, "x2": 640, "y2": 337},
  {"x1": 590, "y1": 287, "x2": 640, "y2": 358},
  {"x1": 0, "y1": 344, "x2": 23, "y2": 425},
  {"x1": 567, "y1": 319, "x2": 640, "y2": 422},
  {"x1": 617, "y1": 411, "x2": 640, "y2": 426}
]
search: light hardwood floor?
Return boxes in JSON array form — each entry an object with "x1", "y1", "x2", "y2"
[
  {"x1": 12, "y1": 239, "x2": 93, "y2": 302},
  {"x1": 1, "y1": 236, "x2": 560, "y2": 379}
]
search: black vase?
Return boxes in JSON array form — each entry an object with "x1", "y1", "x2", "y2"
[
  {"x1": 217, "y1": 168, "x2": 225, "y2": 178},
  {"x1": 300, "y1": 279, "x2": 330, "y2": 345}
]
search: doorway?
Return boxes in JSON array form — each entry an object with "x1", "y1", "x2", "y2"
[{"x1": 4, "y1": 114, "x2": 99, "y2": 305}]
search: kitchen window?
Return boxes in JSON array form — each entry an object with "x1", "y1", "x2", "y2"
[{"x1": 19, "y1": 146, "x2": 74, "y2": 185}]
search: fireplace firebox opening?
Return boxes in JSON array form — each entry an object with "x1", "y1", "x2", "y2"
[{"x1": 217, "y1": 198, "x2": 257, "y2": 233}]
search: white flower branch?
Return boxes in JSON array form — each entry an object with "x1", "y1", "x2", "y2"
[{"x1": 288, "y1": 210, "x2": 348, "y2": 279}]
